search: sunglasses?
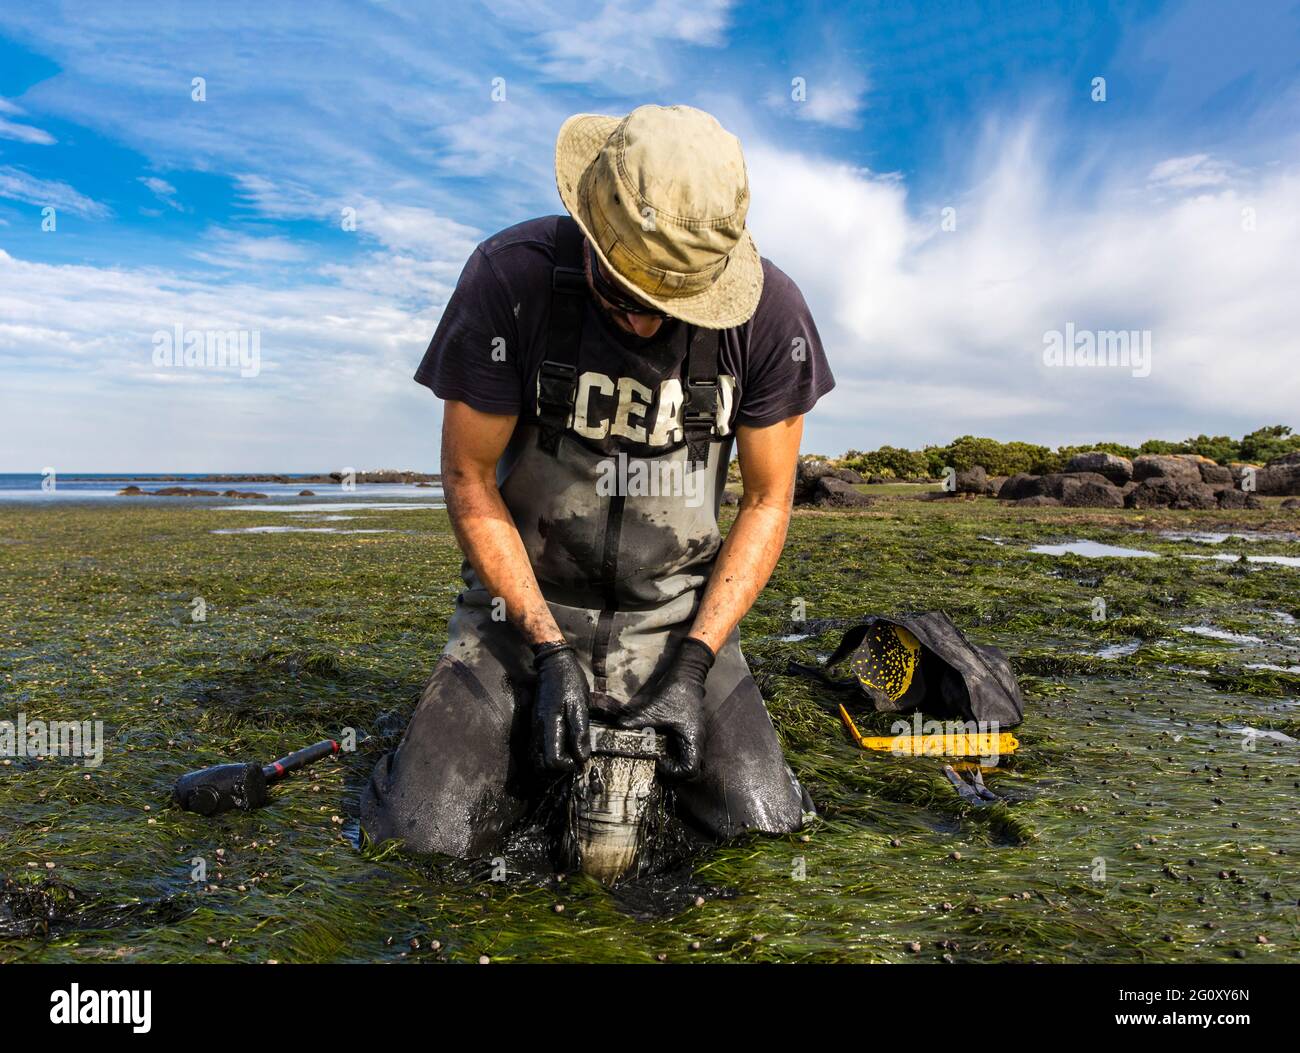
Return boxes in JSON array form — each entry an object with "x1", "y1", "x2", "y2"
[{"x1": 587, "y1": 244, "x2": 670, "y2": 319}]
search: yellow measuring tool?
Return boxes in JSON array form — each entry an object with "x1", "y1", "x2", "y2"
[{"x1": 838, "y1": 704, "x2": 1019, "y2": 756}]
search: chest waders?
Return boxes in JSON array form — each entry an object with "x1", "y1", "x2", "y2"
[{"x1": 361, "y1": 217, "x2": 808, "y2": 864}]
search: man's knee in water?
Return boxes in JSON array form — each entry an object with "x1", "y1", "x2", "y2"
[{"x1": 360, "y1": 738, "x2": 525, "y2": 861}]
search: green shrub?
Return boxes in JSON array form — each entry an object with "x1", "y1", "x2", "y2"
[
  {"x1": 830, "y1": 425, "x2": 1295, "y2": 475},
  {"x1": 839, "y1": 445, "x2": 930, "y2": 479}
]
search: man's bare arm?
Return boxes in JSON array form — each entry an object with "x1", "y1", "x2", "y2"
[
  {"x1": 688, "y1": 415, "x2": 804, "y2": 652},
  {"x1": 441, "y1": 399, "x2": 563, "y2": 645}
]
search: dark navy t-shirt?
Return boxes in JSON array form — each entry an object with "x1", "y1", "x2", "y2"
[{"x1": 414, "y1": 216, "x2": 835, "y2": 443}]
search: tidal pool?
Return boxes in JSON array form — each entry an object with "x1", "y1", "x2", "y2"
[
  {"x1": 211, "y1": 526, "x2": 394, "y2": 535},
  {"x1": 1030, "y1": 540, "x2": 1161, "y2": 559}
]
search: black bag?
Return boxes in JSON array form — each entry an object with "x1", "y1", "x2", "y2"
[{"x1": 791, "y1": 612, "x2": 1024, "y2": 728}]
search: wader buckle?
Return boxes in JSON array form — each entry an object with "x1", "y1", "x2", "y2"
[
  {"x1": 683, "y1": 378, "x2": 718, "y2": 469},
  {"x1": 552, "y1": 266, "x2": 588, "y2": 295},
  {"x1": 537, "y1": 360, "x2": 578, "y2": 455}
]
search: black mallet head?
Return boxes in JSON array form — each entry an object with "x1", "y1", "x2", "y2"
[
  {"x1": 173, "y1": 739, "x2": 339, "y2": 816},
  {"x1": 172, "y1": 762, "x2": 268, "y2": 816}
]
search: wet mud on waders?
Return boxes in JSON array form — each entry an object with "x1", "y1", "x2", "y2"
[{"x1": 361, "y1": 216, "x2": 809, "y2": 860}]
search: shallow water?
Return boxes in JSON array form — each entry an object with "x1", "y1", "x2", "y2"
[
  {"x1": 1031, "y1": 538, "x2": 1300, "y2": 569},
  {"x1": 1088, "y1": 640, "x2": 1142, "y2": 658},
  {"x1": 210, "y1": 526, "x2": 394, "y2": 535},
  {"x1": 0, "y1": 473, "x2": 444, "y2": 504},
  {"x1": 1180, "y1": 625, "x2": 1265, "y2": 644},
  {"x1": 217, "y1": 502, "x2": 441, "y2": 513},
  {"x1": 1185, "y1": 553, "x2": 1300, "y2": 568},
  {"x1": 1158, "y1": 529, "x2": 1298, "y2": 544},
  {"x1": 1030, "y1": 540, "x2": 1160, "y2": 559}
]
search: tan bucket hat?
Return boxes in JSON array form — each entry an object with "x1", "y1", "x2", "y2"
[{"x1": 555, "y1": 104, "x2": 763, "y2": 329}]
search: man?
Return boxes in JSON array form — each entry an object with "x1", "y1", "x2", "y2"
[{"x1": 361, "y1": 104, "x2": 835, "y2": 858}]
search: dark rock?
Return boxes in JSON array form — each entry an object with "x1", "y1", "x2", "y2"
[
  {"x1": 1132, "y1": 455, "x2": 1202, "y2": 486},
  {"x1": 327, "y1": 469, "x2": 437, "y2": 485},
  {"x1": 1266, "y1": 451, "x2": 1300, "y2": 468},
  {"x1": 866, "y1": 475, "x2": 889, "y2": 485},
  {"x1": 1198, "y1": 461, "x2": 1233, "y2": 487},
  {"x1": 794, "y1": 459, "x2": 836, "y2": 503},
  {"x1": 299, "y1": 490, "x2": 316, "y2": 496},
  {"x1": 1065, "y1": 452, "x2": 1133, "y2": 484},
  {"x1": 153, "y1": 487, "x2": 220, "y2": 497},
  {"x1": 1045, "y1": 471, "x2": 1112, "y2": 499},
  {"x1": 795, "y1": 460, "x2": 868, "y2": 503},
  {"x1": 998, "y1": 473, "x2": 1045, "y2": 500},
  {"x1": 1060, "y1": 480, "x2": 1124, "y2": 508},
  {"x1": 1215, "y1": 489, "x2": 1262, "y2": 510},
  {"x1": 1281, "y1": 498, "x2": 1300, "y2": 510},
  {"x1": 810, "y1": 477, "x2": 874, "y2": 508},
  {"x1": 1125, "y1": 478, "x2": 1219, "y2": 510},
  {"x1": 955, "y1": 466, "x2": 990, "y2": 494},
  {"x1": 1254, "y1": 463, "x2": 1300, "y2": 496},
  {"x1": 1014, "y1": 495, "x2": 1061, "y2": 507},
  {"x1": 1001, "y1": 471, "x2": 1115, "y2": 501},
  {"x1": 720, "y1": 490, "x2": 739, "y2": 506},
  {"x1": 117, "y1": 485, "x2": 143, "y2": 495},
  {"x1": 226, "y1": 491, "x2": 268, "y2": 500}
]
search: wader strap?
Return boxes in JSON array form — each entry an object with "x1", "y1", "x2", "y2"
[
  {"x1": 538, "y1": 216, "x2": 587, "y2": 456},
  {"x1": 683, "y1": 325, "x2": 721, "y2": 470},
  {"x1": 786, "y1": 623, "x2": 870, "y2": 690}
]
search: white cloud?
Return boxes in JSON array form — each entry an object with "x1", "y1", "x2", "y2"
[
  {"x1": 5, "y1": 117, "x2": 1298, "y2": 470},
  {"x1": 0, "y1": 236, "x2": 466, "y2": 471},
  {"x1": 0, "y1": 97, "x2": 56, "y2": 144},
  {"x1": 189, "y1": 228, "x2": 312, "y2": 268},
  {"x1": 1147, "y1": 153, "x2": 1234, "y2": 191},
  {"x1": 0, "y1": 116, "x2": 57, "y2": 145},
  {"x1": 746, "y1": 126, "x2": 1300, "y2": 453},
  {"x1": 766, "y1": 70, "x2": 869, "y2": 129},
  {"x1": 0, "y1": 166, "x2": 111, "y2": 218},
  {"x1": 0, "y1": 174, "x2": 484, "y2": 470},
  {"x1": 138, "y1": 175, "x2": 183, "y2": 210},
  {"x1": 519, "y1": 0, "x2": 733, "y2": 88},
  {"x1": 1, "y1": 3, "x2": 1296, "y2": 468}
]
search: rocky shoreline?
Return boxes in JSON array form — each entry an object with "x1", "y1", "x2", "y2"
[
  {"x1": 952, "y1": 450, "x2": 1300, "y2": 509},
  {"x1": 80, "y1": 470, "x2": 440, "y2": 485},
  {"x1": 792, "y1": 449, "x2": 1300, "y2": 511}
]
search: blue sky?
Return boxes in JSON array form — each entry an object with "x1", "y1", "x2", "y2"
[{"x1": 1, "y1": 0, "x2": 1298, "y2": 470}]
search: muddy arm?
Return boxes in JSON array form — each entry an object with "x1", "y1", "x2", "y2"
[
  {"x1": 441, "y1": 399, "x2": 564, "y2": 646},
  {"x1": 687, "y1": 414, "x2": 804, "y2": 651}
]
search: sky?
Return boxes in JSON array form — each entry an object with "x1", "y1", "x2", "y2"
[{"x1": 1, "y1": 0, "x2": 1298, "y2": 471}]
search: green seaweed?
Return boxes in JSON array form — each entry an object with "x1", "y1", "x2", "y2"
[{"x1": 1, "y1": 494, "x2": 1297, "y2": 963}]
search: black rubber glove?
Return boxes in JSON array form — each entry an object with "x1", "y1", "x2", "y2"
[
  {"x1": 598, "y1": 637, "x2": 714, "y2": 781},
  {"x1": 531, "y1": 641, "x2": 591, "y2": 773}
]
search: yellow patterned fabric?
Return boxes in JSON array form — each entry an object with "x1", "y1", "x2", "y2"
[{"x1": 849, "y1": 623, "x2": 921, "y2": 703}]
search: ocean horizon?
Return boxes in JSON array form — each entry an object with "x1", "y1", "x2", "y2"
[{"x1": 0, "y1": 472, "x2": 445, "y2": 503}]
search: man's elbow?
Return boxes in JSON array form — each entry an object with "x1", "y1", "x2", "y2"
[
  {"x1": 738, "y1": 485, "x2": 795, "y2": 515},
  {"x1": 441, "y1": 461, "x2": 499, "y2": 518}
]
